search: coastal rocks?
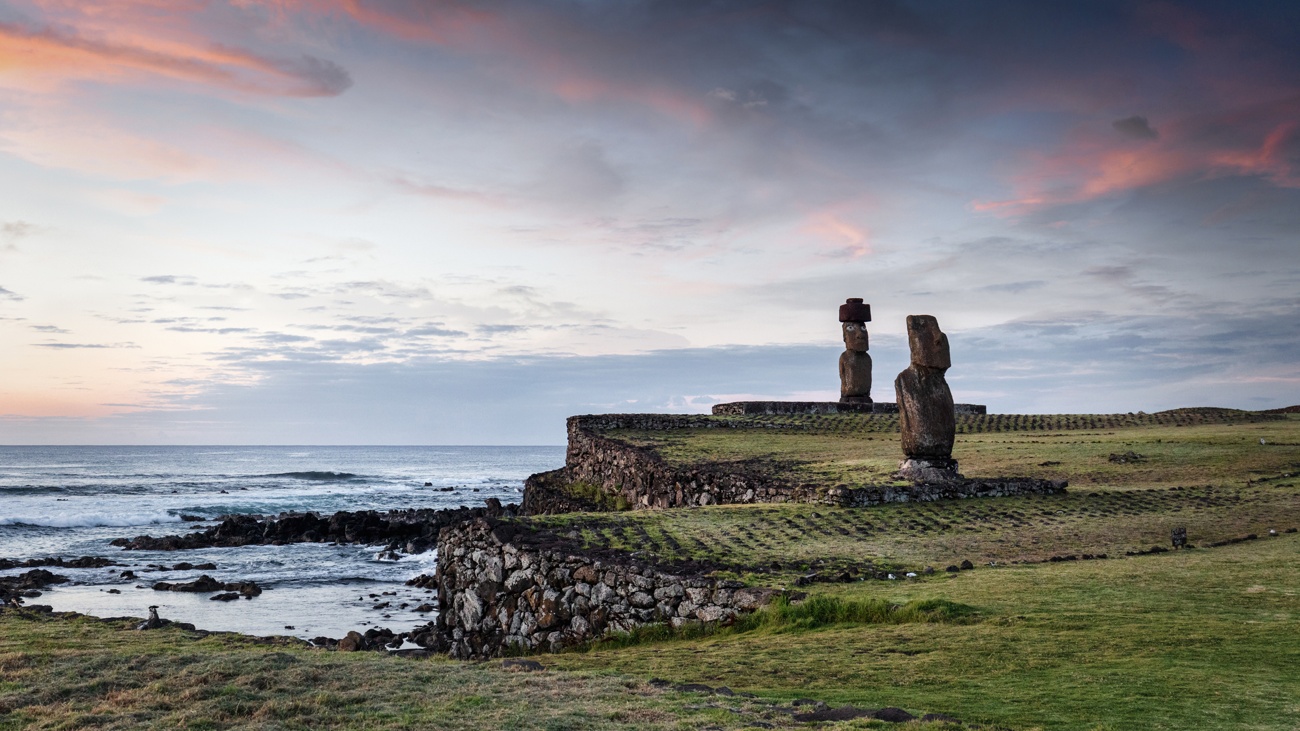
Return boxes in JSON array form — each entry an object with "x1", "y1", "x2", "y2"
[
  {"x1": 430, "y1": 517, "x2": 780, "y2": 660},
  {"x1": 895, "y1": 315, "x2": 958, "y2": 482},
  {"x1": 110, "y1": 503, "x2": 517, "y2": 553},
  {"x1": 0, "y1": 556, "x2": 118, "y2": 571},
  {"x1": 838, "y1": 298, "x2": 873, "y2": 404},
  {"x1": 152, "y1": 575, "x2": 263, "y2": 598},
  {"x1": 0, "y1": 569, "x2": 68, "y2": 607}
]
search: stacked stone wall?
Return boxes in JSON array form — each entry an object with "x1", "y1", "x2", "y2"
[
  {"x1": 433, "y1": 518, "x2": 778, "y2": 659},
  {"x1": 561, "y1": 418, "x2": 798, "y2": 509}
]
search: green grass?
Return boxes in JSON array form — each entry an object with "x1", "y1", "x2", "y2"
[
  {"x1": 544, "y1": 534, "x2": 1300, "y2": 731},
  {"x1": 0, "y1": 612, "x2": 856, "y2": 730},
  {"x1": 605, "y1": 412, "x2": 1299, "y2": 491}
]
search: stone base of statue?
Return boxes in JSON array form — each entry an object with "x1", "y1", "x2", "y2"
[
  {"x1": 896, "y1": 458, "x2": 963, "y2": 484},
  {"x1": 839, "y1": 395, "x2": 873, "y2": 405}
]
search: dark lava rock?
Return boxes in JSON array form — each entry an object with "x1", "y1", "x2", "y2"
[
  {"x1": 336, "y1": 631, "x2": 368, "y2": 652},
  {"x1": 960, "y1": 560, "x2": 974, "y2": 570},
  {"x1": 501, "y1": 659, "x2": 545, "y2": 672},
  {"x1": 210, "y1": 592, "x2": 240, "y2": 601},
  {"x1": 0, "y1": 556, "x2": 117, "y2": 571},
  {"x1": 152, "y1": 575, "x2": 224, "y2": 592},
  {"x1": 1, "y1": 569, "x2": 69, "y2": 606},
  {"x1": 153, "y1": 575, "x2": 262, "y2": 597},
  {"x1": 1108, "y1": 451, "x2": 1147, "y2": 464},
  {"x1": 874, "y1": 707, "x2": 916, "y2": 722},
  {"x1": 110, "y1": 504, "x2": 519, "y2": 552}
]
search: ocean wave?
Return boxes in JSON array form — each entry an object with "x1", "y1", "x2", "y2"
[
  {"x1": 0, "y1": 485, "x2": 69, "y2": 495},
  {"x1": 263, "y1": 471, "x2": 362, "y2": 481},
  {"x1": 0, "y1": 511, "x2": 184, "y2": 528}
]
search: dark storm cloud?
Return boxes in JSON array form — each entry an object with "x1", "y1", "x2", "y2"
[{"x1": 1113, "y1": 115, "x2": 1159, "y2": 140}]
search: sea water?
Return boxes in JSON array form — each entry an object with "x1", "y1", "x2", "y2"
[{"x1": 0, "y1": 445, "x2": 564, "y2": 639}]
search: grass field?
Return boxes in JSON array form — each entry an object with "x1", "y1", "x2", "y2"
[{"x1": 2, "y1": 412, "x2": 1298, "y2": 730}]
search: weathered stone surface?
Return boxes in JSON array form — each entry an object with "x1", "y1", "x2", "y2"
[
  {"x1": 839, "y1": 349, "x2": 873, "y2": 402},
  {"x1": 430, "y1": 517, "x2": 779, "y2": 660},
  {"x1": 839, "y1": 298, "x2": 873, "y2": 403},
  {"x1": 906, "y1": 313, "x2": 951, "y2": 370},
  {"x1": 895, "y1": 315, "x2": 956, "y2": 472}
]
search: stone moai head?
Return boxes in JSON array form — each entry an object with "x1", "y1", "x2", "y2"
[
  {"x1": 906, "y1": 314, "x2": 950, "y2": 370},
  {"x1": 839, "y1": 298, "x2": 871, "y2": 352}
]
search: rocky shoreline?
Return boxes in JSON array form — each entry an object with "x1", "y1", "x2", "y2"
[{"x1": 109, "y1": 501, "x2": 517, "y2": 554}]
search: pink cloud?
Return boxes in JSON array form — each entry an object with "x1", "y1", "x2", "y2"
[
  {"x1": 973, "y1": 98, "x2": 1300, "y2": 216},
  {"x1": 0, "y1": 11, "x2": 349, "y2": 96}
]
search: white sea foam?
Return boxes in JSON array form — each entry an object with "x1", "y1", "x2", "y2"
[{"x1": 0, "y1": 511, "x2": 183, "y2": 528}]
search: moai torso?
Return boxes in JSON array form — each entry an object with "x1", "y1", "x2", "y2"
[
  {"x1": 838, "y1": 298, "x2": 873, "y2": 403},
  {"x1": 895, "y1": 315, "x2": 955, "y2": 459}
]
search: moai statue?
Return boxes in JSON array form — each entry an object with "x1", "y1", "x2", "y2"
[
  {"x1": 895, "y1": 315, "x2": 959, "y2": 482},
  {"x1": 838, "y1": 298, "x2": 873, "y2": 404}
]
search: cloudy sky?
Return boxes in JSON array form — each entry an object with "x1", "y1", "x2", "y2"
[{"x1": 0, "y1": 0, "x2": 1297, "y2": 444}]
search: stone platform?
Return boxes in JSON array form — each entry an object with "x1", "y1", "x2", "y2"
[{"x1": 711, "y1": 401, "x2": 986, "y2": 416}]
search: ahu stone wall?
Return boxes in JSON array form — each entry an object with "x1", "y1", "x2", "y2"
[
  {"x1": 520, "y1": 414, "x2": 1067, "y2": 516},
  {"x1": 433, "y1": 517, "x2": 778, "y2": 660},
  {"x1": 560, "y1": 416, "x2": 799, "y2": 509}
]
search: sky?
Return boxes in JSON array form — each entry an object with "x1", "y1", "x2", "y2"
[{"x1": 0, "y1": 0, "x2": 1297, "y2": 445}]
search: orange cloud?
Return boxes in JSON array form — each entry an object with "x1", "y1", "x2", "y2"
[
  {"x1": 973, "y1": 104, "x2": 1300, "y2": 216},
  {"x1": 0, "y1": 19, "x2": 350, "y2": 96}
]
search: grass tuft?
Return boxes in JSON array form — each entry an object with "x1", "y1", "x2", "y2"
[{"x1": 732, "y1": 595, "x2": 976, "y2": 633}]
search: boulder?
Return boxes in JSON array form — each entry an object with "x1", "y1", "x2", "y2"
[{"x1": 336, "y1": 631, "x2": 367, "y2": 652}]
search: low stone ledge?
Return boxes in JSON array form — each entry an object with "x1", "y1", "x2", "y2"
[
  {"x1": 430, "y1": 517, "x2": 780, "y2": 659},
  {"x1": 822, "y1": 477, "x2": 1067, "y2": 507}
]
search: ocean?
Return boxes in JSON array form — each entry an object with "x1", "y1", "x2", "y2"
[{"x1": 0, "y1": 445, "x2": 565, "y2": 639}]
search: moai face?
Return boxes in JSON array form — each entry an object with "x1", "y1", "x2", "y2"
[
  {"x1": 906, "y1": 314, "x2": 951, "y2": 370},
  {"x1": 842, "y1": 322, "x2": 869, "y2": 352}
]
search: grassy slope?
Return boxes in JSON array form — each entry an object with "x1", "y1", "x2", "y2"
[
  {"x1": 3, "y1": 413, "x2": 1298, "y2": 730},
  {"x1": 546, "y1": 535, "x2": 1300, "y2": 731},
  {"x1": 0, "y1": 614, "x2": 836, "y2": 731}
]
